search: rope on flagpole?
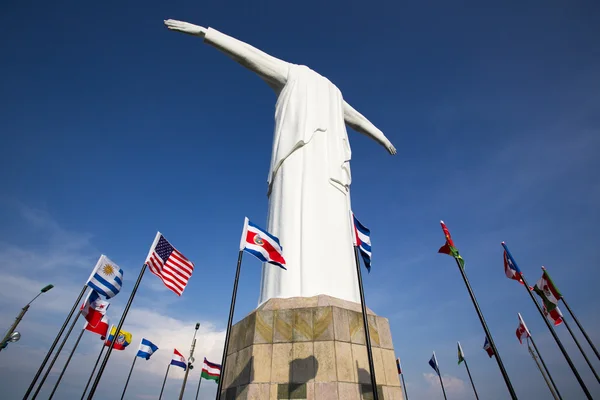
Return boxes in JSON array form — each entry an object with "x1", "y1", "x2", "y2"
[
  {"x1": 527, "y1": 331, "x2": 562, "y2": 399},
  {"x1": 528, "y1": 338, "x2": 559, "y2": 400}
]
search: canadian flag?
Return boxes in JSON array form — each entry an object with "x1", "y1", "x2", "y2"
[
  {"x1": 516, "y1": 313, "x2": 531, "y2": 344},
  {"x1": 81, "y1": 290, "x2": 110, "y2": 328},
  {"x1": 85, "y1": 315, "x2": 110, "y2": 339}
]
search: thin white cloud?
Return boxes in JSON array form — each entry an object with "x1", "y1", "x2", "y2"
[
  {"x1": 0, "y1": 205, "x2": 225, "y2": 399},
  {"x1": 424, "y1": 372, "x2": 467, "y2": 397}
]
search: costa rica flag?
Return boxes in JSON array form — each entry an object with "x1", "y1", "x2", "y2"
[{"x1": 240, "y1": 217, "x2": 286, "y2": 269}]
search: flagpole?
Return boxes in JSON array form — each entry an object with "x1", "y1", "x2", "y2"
[
  {"x1": 86, "y1": 264, "x2": 148, "y2": 399},
  {"x1": 502, "y1": 242, "x2": 592, "y2": 399},
  {"x1": 528, "y1": 339, "x2": 559, "y2": 400},
  {"x1": 452, "y1": 257, "x2": 518, "y2": 399},
  {"x1": 179, "y1": 323, "x2": 200, "y2": 400},
  {"x1": 561, "y1": 297, "x2": 600, "y2": 361},
  {"x1": 120, "y1": 354, "x2": 138, "y2": 400},
  {"x1": 397, "y1": 358, "x2": 409, "y2": 400},
  {"x1": 23, "y1": 285, "x2": 88, "y2": 400},
  {"x1": 194, "y1": 372, "x2": 203, "y2": 400},
  {"x1": 80, "y1": 343, "x2": 106, "y2": 400},
  {"x1": 353, "y1": 246, "x2": 380, "y2": 400},
  {"x1": 158, "y1": 364, "x2": 171, "y2": 400},
  {"x1": 215, "y1": 250, "x2": 244, "y2": 400},
  {"x1": 31, "y1": 310, "x2": 83, "y2": 399},
  {"x1": 462, "y1": 357, "x2": 479, "y2": 400},
  {"x1": 434, "y1": 352, "x2": 448, "y2": 400},
  {"x1": 562, "y1": 317, "x2": 600, "y2": 383},
  {"x1": 400, "y1": 371, "x2": 408, "y2": 400},
  {"x1": 528, "y1": 332, "x2": 562, "y2": 400},
  {"x1": 48, "y1": 328, "x2": 86, "y2": 400}
]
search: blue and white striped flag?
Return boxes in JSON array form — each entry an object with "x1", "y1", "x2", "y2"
[
  {"x1": 86, "y1": 255, "x2": 123, "y2": 299},
  {"x1": 352, "y1": 213, "x2": 372, "y2": 272},
  {"x1": 136, "y1": 338, "x2": 159, "y2": 360}
]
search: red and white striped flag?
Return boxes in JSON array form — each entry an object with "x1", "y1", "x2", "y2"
[{"x1": 145, "y1": 232, "x2": 195, "y2": 296}]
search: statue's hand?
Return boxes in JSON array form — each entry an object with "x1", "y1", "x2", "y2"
[
  {"x1": 164, "y1": 19, "x2": 207, "y2": 37},
  {"x1": 385, "y1": 140, "x2": 397, "y2": 155}
]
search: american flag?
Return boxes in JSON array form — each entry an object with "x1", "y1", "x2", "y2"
[{"x1": 145, "y1": 232, "x2": 194, "y2": 296}]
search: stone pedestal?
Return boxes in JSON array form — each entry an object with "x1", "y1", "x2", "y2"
[{"x1": 221, "y1": 295, "x2": 403, "y2": 400}]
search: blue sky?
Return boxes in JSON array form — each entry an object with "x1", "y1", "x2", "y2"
[{"x1": 1, "y1": 0, "x2": 599, "y2": 398}]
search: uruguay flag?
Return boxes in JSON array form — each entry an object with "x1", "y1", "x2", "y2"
[
  {"x1": 240, "y1": 217, "x2": 286, "y2": 269},
  {"x1": 87, "y1": 255, "x2": 123, "y2": 299},
  {"x1": 352, "y1": 213, "x2": 372, "y2": 272},
  {"x1": 136, "y1": 338, "x2": 159, "y2": 360},
  {"x1": 171, "y1": 349, "x2": 187, "y2": 370}
]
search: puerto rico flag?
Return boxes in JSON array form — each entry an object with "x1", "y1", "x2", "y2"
[
  {"x1": 240, "y1": 217, "x2": 286, "y2": 269},
  {"x1": 171, "y1": 349, "x2": 187, "y2": 370},
  {"x1": 502, "y1": 243, "x2": 524, "y2": 285},
  {"x1": 80, "y1": 290, "x2": 109, "y2": 328},
  {"x1": 352, "y1": 213, "x2": 372, "y2": 272}
]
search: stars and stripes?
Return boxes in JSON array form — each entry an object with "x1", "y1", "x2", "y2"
[
  {"x1": 240, "y1": 217, "x2": 286, "y2": 269},
  {"x1": 86, "y1": 255, "x2": 123, "y2": 299},
  {"x1": 145, "y1": 232, "x2": 195, "y2": 296},
  {"x1": 352, "y1": 213, "x2": 372, "y2": 272}
]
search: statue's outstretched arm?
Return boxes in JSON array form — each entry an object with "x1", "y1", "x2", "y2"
[
  {"x1": 164, "y1": 20, "x2": 288, "y2": 90},
  {"x1": 343, "y1": 101, "x2": 396, "y2": 155}
]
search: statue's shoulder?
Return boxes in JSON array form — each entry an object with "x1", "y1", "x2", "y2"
[{"x1": 289, "y1": 64, "x2": 327, "y2": 81}]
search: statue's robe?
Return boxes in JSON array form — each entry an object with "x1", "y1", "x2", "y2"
[{"x1": 205, "y1": 28, "x2": 360, "y2": 304}]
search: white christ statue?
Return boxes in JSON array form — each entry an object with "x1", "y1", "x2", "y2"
[{"x1": 165, "y1": 19, "x2": 396, "y2": 305}]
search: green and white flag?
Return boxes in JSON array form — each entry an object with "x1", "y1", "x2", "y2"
[
  {"x1": 533, "y1": 268, "x2": 562, "y2": 312},
  {"x1": 458, "y1": 342, "x2": 465, "y2": 365}
]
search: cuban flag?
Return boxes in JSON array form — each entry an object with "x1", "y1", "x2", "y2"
[
  {"x1": 80, "y1": 290, "x2": 109, "y2": 328},
  {"x1": 240, "y1": 217, "x2": 286, "y2": 269},
  {"x1": 87, "y1": 255, "x2": 123, "y2": 299},
  {"x1": 352, "y1": 213, "x2": 372, "y2": 272},
  {"x1": 136, "y1": 338, "x2": 159, "y2": 360},
  {"x1": 171, "y1": 349, "x2": 187, "y2": 370}
]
